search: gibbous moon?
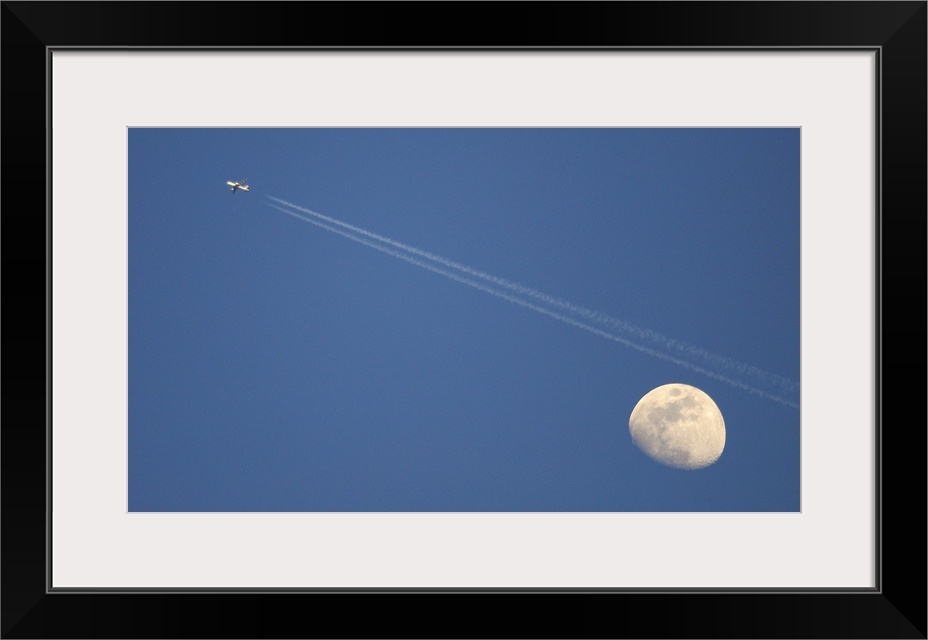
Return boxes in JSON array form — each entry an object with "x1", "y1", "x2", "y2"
[{"x1": 628, "y1": 383, "x2": 725, "y2": 469}]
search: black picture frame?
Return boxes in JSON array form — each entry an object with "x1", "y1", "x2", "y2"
[{"x1": 2, "y1": 2, "x2": 924, "y2": 638}]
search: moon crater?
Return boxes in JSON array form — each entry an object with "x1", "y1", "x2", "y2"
[{"x1": 628, "y1": 383, "x2": 725, "y2": 469}]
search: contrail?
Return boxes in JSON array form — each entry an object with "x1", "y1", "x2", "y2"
[
  {"x1": 266, "y1": 202, "x2": 799, "y2": 409},
  {"x1": 268, "y1": 195, "x2": 799, "y2": 401}
]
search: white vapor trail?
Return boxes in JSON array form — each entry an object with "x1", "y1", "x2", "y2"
[
  {"x1": 268, "y1": 196, "x2": 799, "y2": 402},
  {"x1": 266, "y1": 201, "x2": 799, "y2": 409}
]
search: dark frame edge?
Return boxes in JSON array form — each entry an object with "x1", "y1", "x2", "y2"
[
  {"x1": 2, "y1": 2, "x2": 925, "y2": 638},
  {"x1": 46, "y1": 43, "x2": 55, "y2": 605}
]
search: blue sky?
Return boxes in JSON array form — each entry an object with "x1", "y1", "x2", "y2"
[{"x1": 128, "y1": 128, "x2": 800, "y2": 512}]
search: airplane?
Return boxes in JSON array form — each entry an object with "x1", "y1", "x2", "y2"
[{"x1": 227, "y1": 180, "x2": 250, "y2": 194}]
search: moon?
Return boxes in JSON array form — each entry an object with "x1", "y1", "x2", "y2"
[{"x1": 628, "y1": 383, "x2": 726, "y2": 469}]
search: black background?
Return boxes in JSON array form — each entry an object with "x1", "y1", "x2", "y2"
[{"x1": 2, "y1": 2, "x2": 925, "y2": 638}]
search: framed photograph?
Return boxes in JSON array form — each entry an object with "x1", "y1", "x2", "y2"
[{"x1": 3, "y1": 2, "x2": 924, "y2": 637}]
